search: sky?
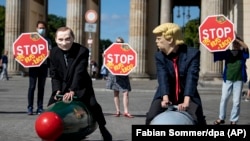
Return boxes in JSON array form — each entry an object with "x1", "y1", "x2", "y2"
[{"x1": 0, "y1": 0, "x2": 199, "y2": 42}]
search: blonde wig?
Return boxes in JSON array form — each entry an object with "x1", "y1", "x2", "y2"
[{"x1": 153, "y1": 23, "x2": 184, "y2": 45}]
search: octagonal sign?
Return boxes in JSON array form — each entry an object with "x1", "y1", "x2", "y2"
[
  {"x1": 103, "y1": 43, "x2": 137, "y2": 76},
  {"x1": 199, "y1": 15, "x2": 235, "y2": 52},
  {"x1": 13, "y1": 32, "x2": 49, "y2": 68}
]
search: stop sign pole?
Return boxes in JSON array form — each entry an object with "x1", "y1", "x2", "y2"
[
  {"x1": 103, "y1": 43, "x2": 137, "y2": 76},
  {"x1": 85, "y1": 10, "x2": 98, "y2": 74},
  {"x1": 199, "y1": 15, "x2": 235, "y2": 52},
  {"x1": 13, "y1": 32, "x2": 49, "y2": 68}
]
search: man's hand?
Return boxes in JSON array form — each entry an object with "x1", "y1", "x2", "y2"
[
  {"x1": 63, "y1": 91, "x2": 75, "y2": 102},
  {"x1": 161, "y1": 100, "x2": 171, "y2": 108},
  {"x1": 54, "y1": 90, "x2": 61, "y2": 100},
  {"x1": 177, "y1": 103, "x2": 189, "y2": 111},
  {"x1": 177, "y1": 96, "x2": 190, "y2": 111}
]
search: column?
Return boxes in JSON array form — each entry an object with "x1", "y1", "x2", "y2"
[
  {"x1": 86, "y1": 0, "x2": 100, "y2": 68},
  {"x1": 199, "y1": 0, "x2": 223, "y2": 80},
  {"x1": 160, "y1": 0, "x2": 172, "y2": 23},
  {"x1": 5, "y1": 0, "x2": 23, "y2": 75},
  {"x1": 66, "y1": 0, "x2": 85, "y2": 45},
  {"x1": 129, "y1": 0, "x2": 149, "y2": 79}
]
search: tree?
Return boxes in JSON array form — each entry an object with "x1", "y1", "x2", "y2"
[
  {"x1": 98, "y1": 39, "x2": 112, "y2": 72},
  {"x1": 183, "y1": 18, "x2": 200, "y2": 48},
  {"x1": 47, "y1": 14, "x2": 66, "y2": 47},
  {"x1": 99, "y1": 39, "x2": 112, "y2": 53}
]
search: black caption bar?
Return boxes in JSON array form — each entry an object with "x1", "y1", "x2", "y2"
[{"x1": 132, "y1": 125, "x2": 250, "y2": 141}]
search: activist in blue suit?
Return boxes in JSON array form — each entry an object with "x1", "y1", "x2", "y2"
[
  {"x1": 47, "y1": 27, "x2": 112, "y2": 141},
  {"x1": 145, "y1": 23, "x2": 206, "y2": 125}
]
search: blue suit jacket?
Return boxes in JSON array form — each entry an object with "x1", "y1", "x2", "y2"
[{"x1": 153, "y1": 44, "x2": 202, "y2": 106}]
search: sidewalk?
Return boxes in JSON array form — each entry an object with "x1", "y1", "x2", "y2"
[
  {"x1": 92, "y1": 78, "x2": 248, "y2": 95},
  {"x1": 0, "y1": 76, "x2": 249, "y2": 141}
]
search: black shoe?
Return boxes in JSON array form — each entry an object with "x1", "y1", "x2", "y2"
[
  {"x1": 100, "y1": 126, "x2": 112, "y2": 141},
  {"x1": 27, "y1": 107, "x2": 33, "y2": 115},
  {"x1": 230, "y1": 121, "x2": 237, "y2": 125},
  {"x1": 36, "y1": 109, "x2": 43, "y2": 115},
  {"x1": 214, "y1": 119, "x2": 225, "y2": 125}
]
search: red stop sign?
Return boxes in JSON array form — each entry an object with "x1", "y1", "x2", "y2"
[
  {"x1": 199, "y1": 15, "x2": 235, "y2": 52},
  {"x1": 13, "y1": 32, "x2": 49, "y2": 67},
  {"x1": 103, "y1": 43, "x2": 137, "y2": 75}
]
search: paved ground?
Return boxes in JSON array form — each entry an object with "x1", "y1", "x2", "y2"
[{"x1": 0, "y1": 76, "x2": 249, "y2": 141}]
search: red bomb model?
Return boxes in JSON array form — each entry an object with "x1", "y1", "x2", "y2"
[{"x1": 35, "y1": 99, "x2": 97, "y2": 141}]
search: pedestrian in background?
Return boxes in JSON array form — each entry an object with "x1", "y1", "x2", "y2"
[
  {"x1": 145, "y1": 23, "x2": 206, "y2": 125},
  {"x1": 100, "y1": 63, "x2": 108, "y2": 80},
  {"x1": 91, "y1": 60, "x2": 98, "y2": 80},
  {"x1": 213, "y1": 35, "x2": 249, "y2": 125},
  {"x1": 27, "y1": 20, "x2": 52, "y2": 115},
  {"x1": 0, "y1": 50, "x2": 9, "y2": 80},
  {"x1": 47, "y1": 26, "x2": 112, "y2": 141},
  {"x1": 106, "y1": 37, "x2": 134, "y2": 118}
]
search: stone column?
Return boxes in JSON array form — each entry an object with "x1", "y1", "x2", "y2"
[
  {"x1": 129, "y1": 0, "x2": 149, "y2": 79},
  {"x1": 66, "y1": 0, "x2": 85, "y2": 45},
  {"x1": 200, "y1": 0, "x2": 223, "y2": 80},
  {"x1": 160, "y1": 0, "x2": 172, "y2": 23},
  {"x1": 5, "y1": 0, "x2": 23, "y2": 75},
  {"x1": 86, "y1": 0, "x2": 100, "y2": 67}
]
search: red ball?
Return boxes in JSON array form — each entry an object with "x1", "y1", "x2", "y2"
[{"x1": 35, "y1": 112, "x2": 64, "y2": 140}]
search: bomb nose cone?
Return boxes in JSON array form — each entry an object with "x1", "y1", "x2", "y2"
[{"x1": 35, "y1": 111, "x2": 64, "y2": 140}]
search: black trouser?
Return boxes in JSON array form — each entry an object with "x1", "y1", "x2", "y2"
[
  {"x1": 145, "y1": 98, "x2": 206, "y2": 125},
  {"x1": 27, "y1": 64, "x2": 48, "y2": 110},
  {"x1": 81, "y1": 87, "x2": 107, "y2": 127}
]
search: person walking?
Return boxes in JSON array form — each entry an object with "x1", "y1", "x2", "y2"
[
  {"x1": 0, "y1": 50, "x2": 9, "y2": 81},
  {"x1": 27, "y1": 20, "x2": 52, "y2": 115},
  {"x1": 213, "y1": 36, "x2": 249, "y2": 125},
  {"x1": 106, "y1": 37, "x2": 134, "y2": 118},
  {"x1": 145, "y1": 23, "x2": 206, "y2": 125},
  {"x1": 47, "y1": 26, "x2": 112, "y2": 141}
]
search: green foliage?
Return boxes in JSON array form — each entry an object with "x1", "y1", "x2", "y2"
[
  {"x1": 100, "y1": 39, "x2": 112, "y2": 53},
  {"x1": 0, "y1": 5, "x2": 5, "y2": 54},
  {"x1": 98, "y1": 39, "x2": 112, "y2": 66},
  {"x1": 183, "y1": 18, "x2": 200, "y2": 48},
  {"x1": 47, "y1": 14, "x2": 66, "y2": 47}
]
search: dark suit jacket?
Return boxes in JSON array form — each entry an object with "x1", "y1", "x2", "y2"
[
  {"x1": 49, "y1": 42, "x2": 92, "y2": 103},
  {"x1": 48, "y1": 43, "x2": 108, "y2": 127},
  {"x1": 153, "y1": 44, "x2": 202, "y2": 106}
]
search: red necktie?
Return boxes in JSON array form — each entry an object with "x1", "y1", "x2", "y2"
[{"x1": 173, "y1": 57, "x2": 179, "y2": 103}]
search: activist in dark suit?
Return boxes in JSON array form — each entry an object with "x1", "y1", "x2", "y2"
[
  {"x1": 47, "y1": 27, "x2": 112, "y2": 141},
  {"x1": 145, "y1": 23, "x2": 206, "y2": 125}
]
